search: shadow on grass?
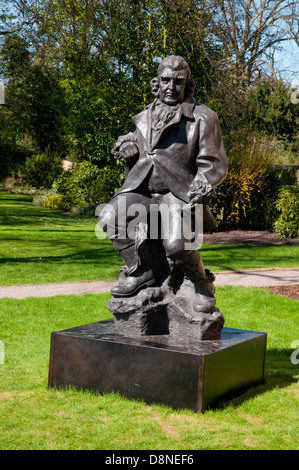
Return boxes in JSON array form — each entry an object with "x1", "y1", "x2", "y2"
[
  {"x1": 202, "y1": 243, "x2": 298, "y2": 271},
  {"x1": 0, "y1": 212, "x2": 96, "y2": 227},
  {"x1": 0, "y1": 228, "x2": 97, "y2": 236},
  {"x1": 0, "y1": 193, "x2": 33, "y2": 202},
  {"x1": 0, "y1": 247, "x2": 121, "y2": 264}
]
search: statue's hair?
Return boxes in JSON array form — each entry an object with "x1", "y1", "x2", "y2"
[{"x1": 151, "y1": 55, "x2": 196, "y2": 98}]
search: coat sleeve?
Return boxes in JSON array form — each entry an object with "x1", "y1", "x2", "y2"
[{"x1": 193, "y1": 108, "x2": 228, "y2": 189}]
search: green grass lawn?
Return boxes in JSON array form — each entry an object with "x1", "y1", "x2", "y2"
[
  {"x1": 0, "y1": 287, "x2": 298, "y2": 450},
  {"x1": 0, "y1": 192, "x2": 298, "y2": 285},
  {"x1": 0, "y1": 191, "x2": 298, "y2": 450},
  {"x1": 0, "y1": 192, "x2": 122, "y2": 284}
]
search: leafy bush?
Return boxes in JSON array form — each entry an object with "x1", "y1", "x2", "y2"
[
  {"x1": 19, "y1": 152, "x2": 63, "y2": 188},
  {"x1": 0, "y1": 182, "x2": 50, "y2": 196},
  {"x1": 70, "y1": 203, "x2": 96, "y2": 216},
  {"x1": 86, "y1": 165, "x2": 125, "y2": 204},
  {"x1": 211, "y1": 129, "x2": 282, "y2": 229},
  {"x1": 32, "y1": 189, "x2": 57, "y2": 207},
  {"x1": 273, "y1": 186, "x2": 299, "y2": 238},
  {"x1": 52, "y1": 160, "x2": 124, "y2": 204},
  {"x1": 43, "y1": 194, "x2": 85, "y2": 212},
  {"x1": 52, "y1": 161, "x2": 100, "y2": 201}
]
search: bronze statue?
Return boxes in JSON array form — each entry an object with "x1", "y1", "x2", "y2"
[
  {"x1": 48, "y1": 58, "x2": 266, "y2": 410},
  {"x1": 99, "y1": 55, "x2": 228, "y2": 339}
]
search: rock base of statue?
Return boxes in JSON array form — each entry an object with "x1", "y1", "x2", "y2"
[
  {"x1": 107, "y1": 271, "x2": 224, "y2": 341},
  {"x1": 48, "y1": 320, "x2": 267, "y2": 412}
]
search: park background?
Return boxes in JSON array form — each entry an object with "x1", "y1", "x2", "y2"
[{"x1": 0, "y1": 0, "x2": 298, "y2": 450}]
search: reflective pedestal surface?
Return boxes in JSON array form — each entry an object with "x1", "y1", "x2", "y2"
[{"x1": 48, "y1": 320, "x2": 267, "y2": 412}]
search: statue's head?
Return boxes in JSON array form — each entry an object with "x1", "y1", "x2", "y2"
[{"x1": 151, "y1": 55, "x2": 196, "y2": 105}]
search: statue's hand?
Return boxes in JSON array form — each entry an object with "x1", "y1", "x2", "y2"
[
  {"x1": 187, "y1": 181, "x2": 213, "y2": 205},
  {"x1": 112, "y1": 133, "x2": 139, "y2": 162},
  {"x1": 118, "y1": 141, "x2": 139, "y2": 161}
]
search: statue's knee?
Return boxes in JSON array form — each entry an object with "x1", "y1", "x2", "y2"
[
  {"x1": 98, "y1": 205, "x2": 116, "y2": 232},
  {"x1": 164, "y1": 238, "x2": 186, "y2": 260}
]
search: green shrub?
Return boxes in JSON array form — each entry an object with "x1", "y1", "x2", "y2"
[
  {"x1": 52, "y1": 160, "x2": 124, "y2": 204},
  {"x1": 210, "y1": 129, "x2": 282, "y2": 229},
  {"x1": 43, "y1": 194, "x2": 85, "y2": 212},
  {"x1": 70, "y1": 203, "x2": 96, "y2": 216},
  {"x1": 1, "y1": 182, "x2": 49, "y2": 196},
  {"x1": 86, "y1": 165, "x2": 125, "y2": 204},
  {"x1": 273, "y1": 186, "x2": 299, "y2": 238},
  {"x1": 32, "y1": 189, "x2": 57, "y2": 207},
  {"x1": 20, "y1": 152, "x2": 63, "y2": 188},
  {"x1": 52, "y1": 161, "x2": 100, "y2": 201}
]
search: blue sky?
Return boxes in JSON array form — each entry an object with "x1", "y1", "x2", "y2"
[{"x1": 274, "y1": 40, "x2": 299, "y2": 84}]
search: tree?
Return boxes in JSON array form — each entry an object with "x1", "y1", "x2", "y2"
[
  {"x1": 244, "y1": 78, "x2": 299, "y2": 150},
  {"x1": 3, "y1": 0, "x2": 296, "y2": 172},
  {"x1": 0, "y1": 0, "x2": 38, "y2": 36},
  {"x1": 197, "y1": 0, "x2": 299, "y2": 85},
  {"x1": 0, "y1": 34, "x2": 65, "y2": 151},
  {"x1": 16, "y1": 0, "x2": 218, "y2": 165}
]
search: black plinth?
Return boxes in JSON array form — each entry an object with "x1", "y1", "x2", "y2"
[{"x1": 48, "y1": 320, "x2": 267, "y2": 412}]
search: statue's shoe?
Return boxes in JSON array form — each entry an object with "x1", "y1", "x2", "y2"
[
  {"x1": 177, "y1": 274, "x2": 217, "y2": 314},
  {"x1": 111, "y1": 269, "x2": 156, "y2": 297}
]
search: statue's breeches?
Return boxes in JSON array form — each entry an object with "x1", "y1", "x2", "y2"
[{"x1": 98, "y1": 191, "x2": 201, "y2": 258}]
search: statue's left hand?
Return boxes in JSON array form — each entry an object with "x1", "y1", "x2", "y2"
[{"x1": 188, "y1": 181, "x2": 213, "y2": 205}]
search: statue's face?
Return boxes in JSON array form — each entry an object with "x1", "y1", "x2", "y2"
[{"x1": 158, "y1": 67, "x2": 187, "y2": 105}]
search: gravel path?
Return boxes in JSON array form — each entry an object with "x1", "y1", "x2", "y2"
[{"x1": 0, "y1": 268, "x2": 298, "y2": 300}]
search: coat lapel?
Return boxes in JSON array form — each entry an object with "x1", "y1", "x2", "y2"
[
  {"x1": 132, "y1": 101, "x2": 155, "y2": 150},
  {"x1": 150, "y1": 106, "x2": 183, "y2": 149},
  {"x1": 132, "y1": 98, "x2": 196, "y2": 150}
]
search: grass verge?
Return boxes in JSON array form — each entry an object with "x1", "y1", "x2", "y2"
[{"x1": 1, "y1": 192, "x2": 298, "y2": 285}]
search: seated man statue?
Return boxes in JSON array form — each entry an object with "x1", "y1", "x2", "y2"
[{"x1": 99, "y1": 55, "x2": 228, "y2": 317}]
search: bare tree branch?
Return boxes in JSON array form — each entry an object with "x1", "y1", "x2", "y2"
[
  {"x1": 198, "y1": 0, "x2": 299, "y2": 84},
  {"x1": 0, "y1": 0, "x2": 37, "y2": 36}
]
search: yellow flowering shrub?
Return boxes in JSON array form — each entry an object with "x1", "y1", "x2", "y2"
[
  {"x1": 43, "y1": 194, "x2": 85, "y2": 212},
  {"x1": 211, "y1": 129, "x2": 283, "y2": 229}
]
